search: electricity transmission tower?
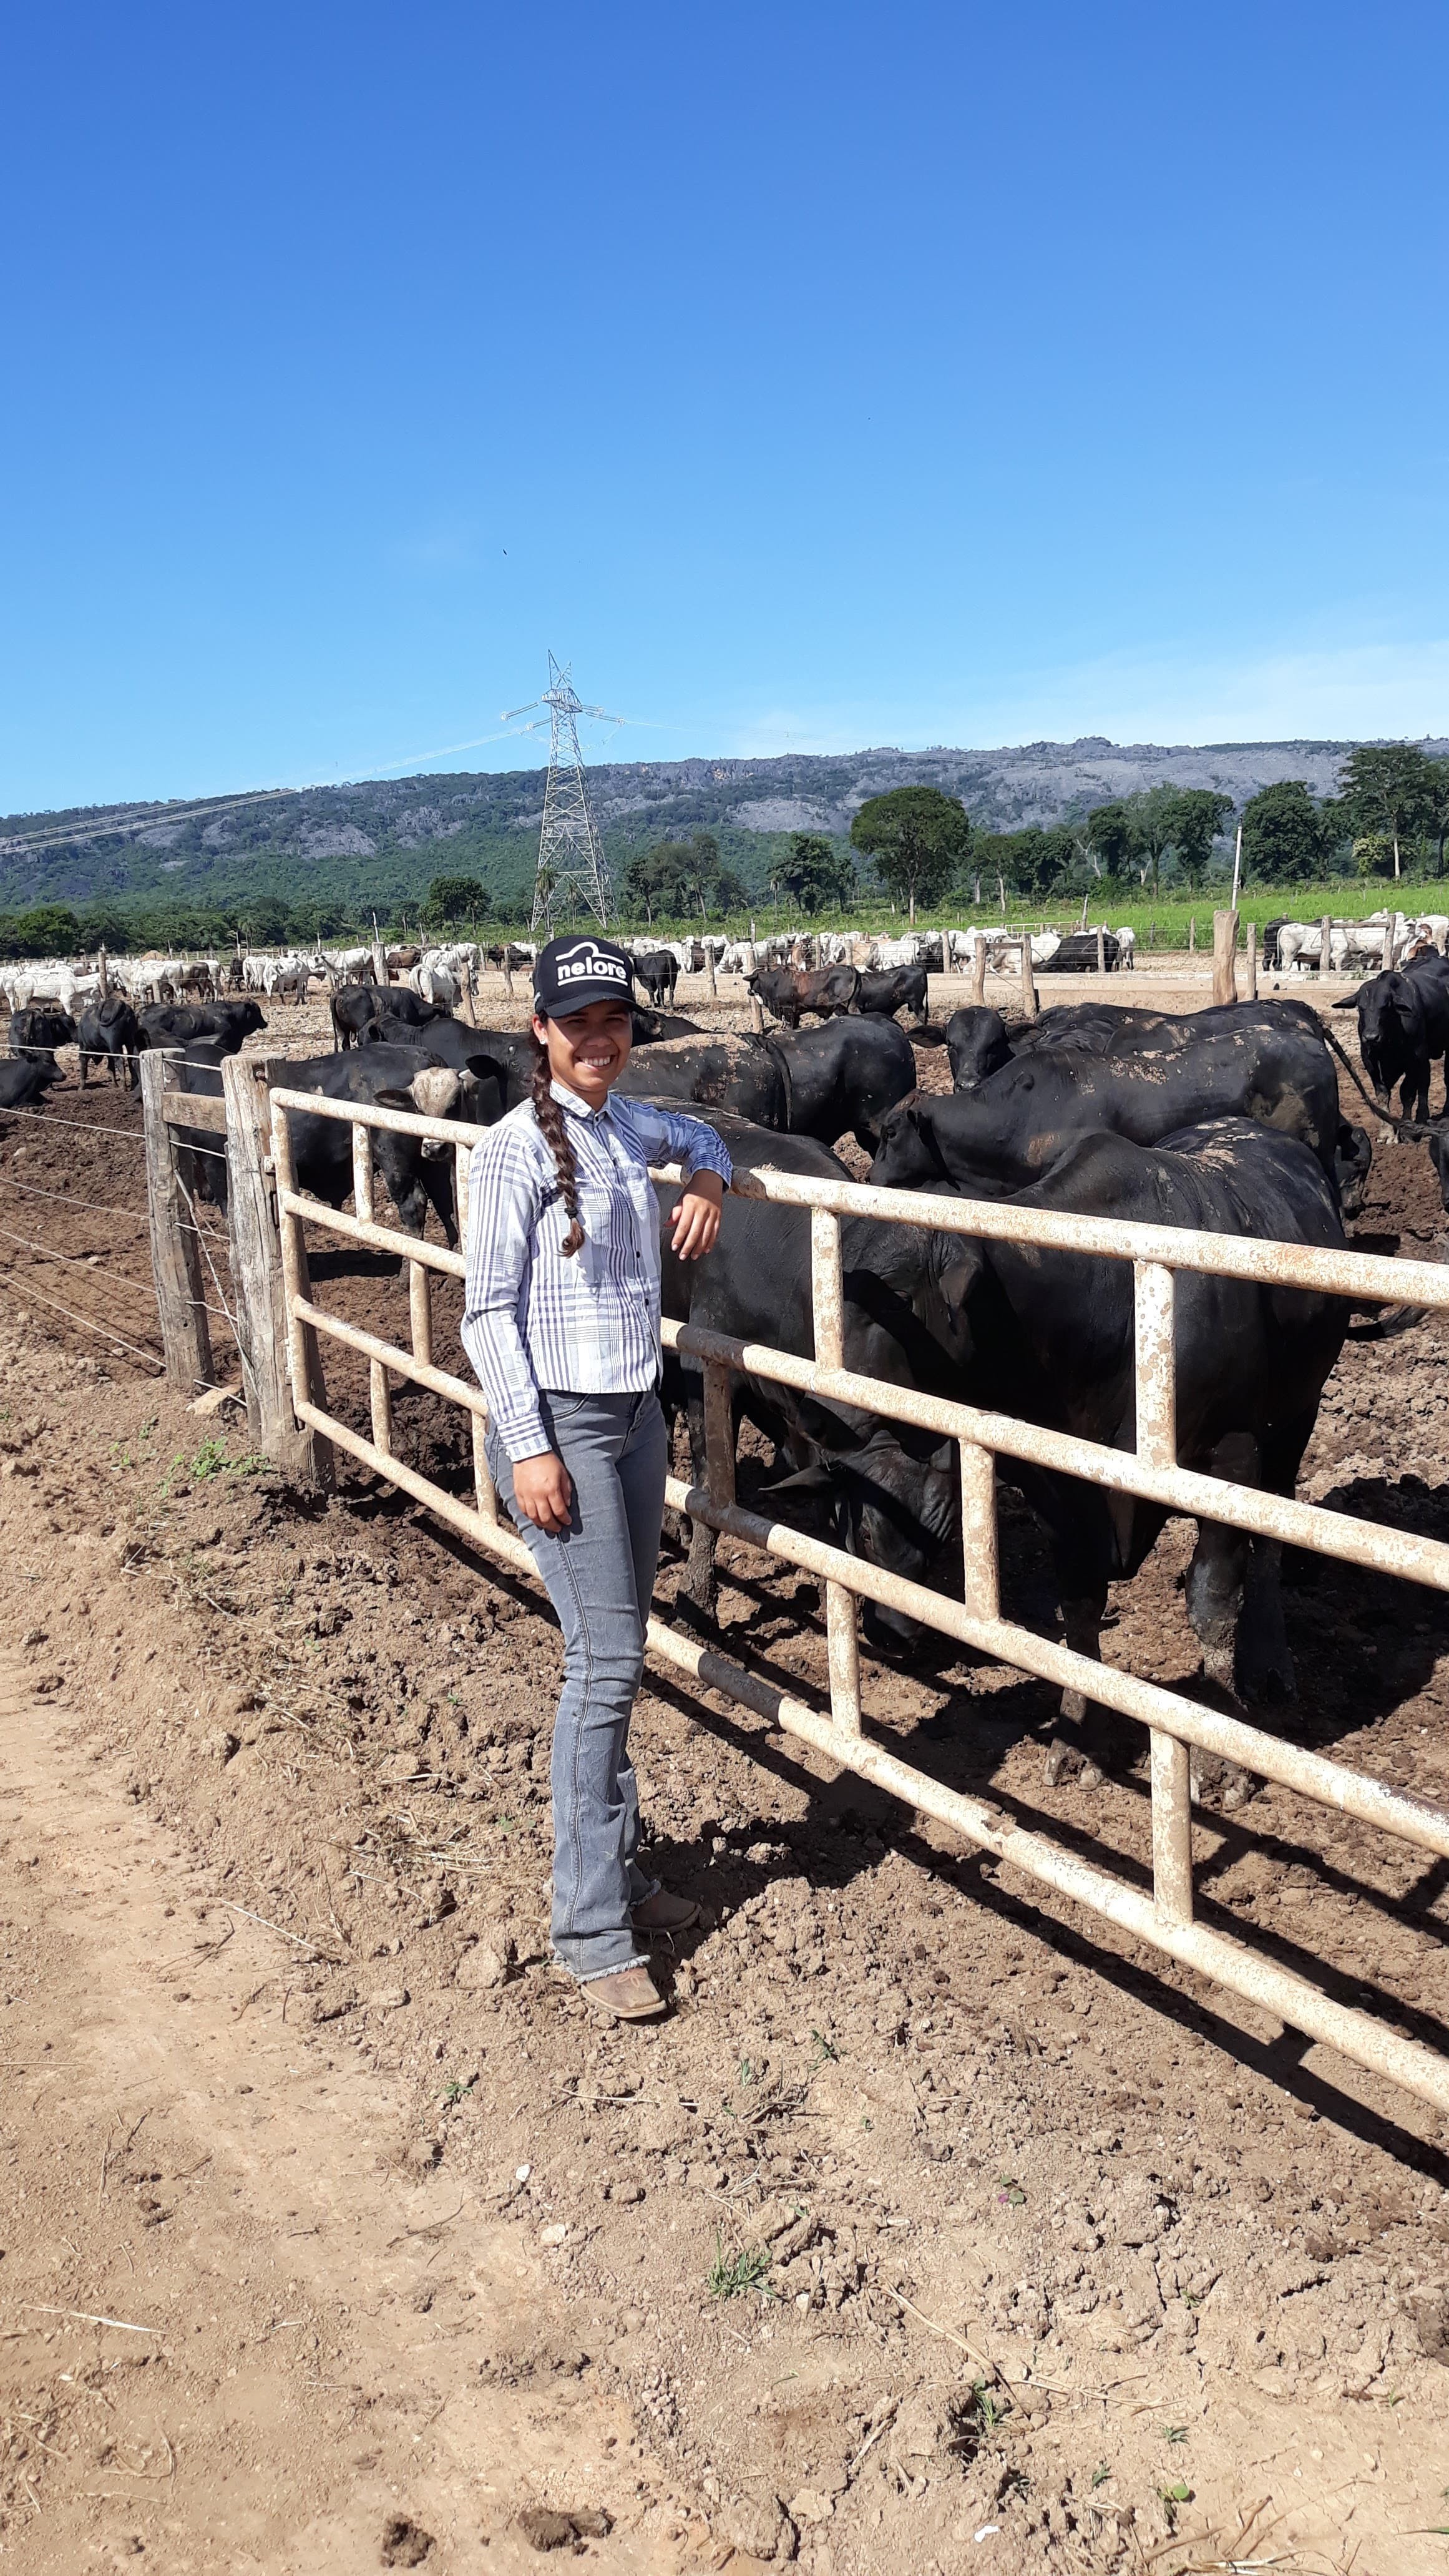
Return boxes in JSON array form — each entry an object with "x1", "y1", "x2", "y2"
[{"x1": 502, "y1": 655, "x2": 622, "y2": 935}]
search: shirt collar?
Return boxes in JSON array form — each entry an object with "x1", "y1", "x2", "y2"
[{"x1": 550, "y1": 1078, "x2": 615, "y2": 1125}]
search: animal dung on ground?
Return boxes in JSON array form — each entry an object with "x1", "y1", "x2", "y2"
[
  {"x1": 516, "y1": 2507, "x2": 612, "y2": 2552},
  {"x1": 379, "y1": 2516, "x2": 434, "y2": 2567}
]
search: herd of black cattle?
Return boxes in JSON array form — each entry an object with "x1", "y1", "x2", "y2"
[{"x1": 6, "y1": 954, "x2": 1449, "y2": 1792}]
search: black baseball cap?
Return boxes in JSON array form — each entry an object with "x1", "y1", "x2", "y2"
[{"x1": 533, "y1": 934, "x2": 634, "y2": 1018}]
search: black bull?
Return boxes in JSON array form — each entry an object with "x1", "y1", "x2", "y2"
[
  {"x1": 617, "y1": 1019, "x2": 917, "y2": 1151},
  {"x1": 873, "y1": 1010, "x2": 1345, "y2": 1197},
  {"x1": 657, "y1": 1104, "x2": 1348, "y2": 1781},
  {"x1": 1340, "y1": 959, "x2": 1449, "y2": 1123}
]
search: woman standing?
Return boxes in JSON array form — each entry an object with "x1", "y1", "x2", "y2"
[{"x1": 461, "y1": 934, "x2": 731, "y2": 2021}]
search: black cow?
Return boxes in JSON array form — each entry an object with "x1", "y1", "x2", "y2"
[
  {"x1": 0, "y1": 1056, "x2": 61, "y2": 1111},
  {"x1": 330, "y1": 983, "x2": 444, "y2": 1050},
  {"x1": 632, "y1": 1008, "x2": 704, "y2": 1043},
  {"x1": 361, "y1": 1012, "x2": 510, "y2": 1094},
  {"x1": 633, "y1": 950, "x2": 680, "y2": 1007},
  {"x1": 854, "y1": 964, "x2": 929, "y2": 1027},
  {"x1": 747, "y1": 963, "x2": 861, "y2": 1027},
  {"x1": 9, "y1": 1007, "x2": 77, "y2": 1066},
  {"x1": 139, "y1": 999, "x2": 266, "y2": 1050},
  {"x1": 77, "y1": 996, "x2": 144, "y2": 1090},
  {"x1": 872, "y1": 1008, "x2": 1343, "y2": 1196},
  {"x1": 171, "y1": 1038, "x2": 232, "y2": 1215},
  {"x1": 653, "y1": 1108, "x2": 964, "y2": 1645},
  {"x1": 615, "y1": 1033, "x2": 786, "y2": 1127},
  {"x1": 278, "y1": 1046, "x2": 501, "y2": 1242},
  {"x1": 945, "y1": 1007, "x2": 1013, "y2": 1089},
  {"x1": 1044, "y1": 930, "x2": 1121, "y2": 973},
  {"x1": 934, "y1": 1120, "x2": 1349, "y2": 1787},
  {"x1": 1340, "y1": 959, "x2": 1449, "y2": 1121},
  {"x1": 766, "y1": 1017, "x2": 919, "y2": 1151}
]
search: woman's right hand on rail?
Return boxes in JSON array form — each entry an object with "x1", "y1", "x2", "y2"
[{"x1": 513, "y1": 1451, "x2": 574, "y2": 1533}]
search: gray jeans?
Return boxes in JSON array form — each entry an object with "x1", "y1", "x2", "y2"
[{"x1": 484, "y1": 1389, "x2": 668, "y2": 1981}]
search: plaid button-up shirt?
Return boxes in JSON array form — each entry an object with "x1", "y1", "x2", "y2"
[{"x1": 460, "y1": 1084, "x2": 734, "y2": 1462}]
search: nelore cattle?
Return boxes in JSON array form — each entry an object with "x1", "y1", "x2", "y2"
[
  {"x1": 874, "y1": 1002, "x2": 1345, "y2": 1199},
  {"x1": 748, "y1": 962, "x2": 860, "y2": 1027},
  {"x1": 139, "y1": 999, "x2": 266, "y2": 1051},
  {"x1": 927, "y1": 1120, "x2": 1349, "y2": 1788},
  {"x1": 280, "y1": 1046, "x2": 502, "y2": 1242},
  {"x1": 77, "y1": 996, "x2": 144, "y2": 1090},
  {"x1": 633, "y1": 950, "x2": 679, "y2": 1007},
  {"x1": 0, "y1": 1057, "x2": 61, "y2": 1111},
  {"x1": 330, "y1": 983, "x2": 444, "y2": 1050},
  {"x1": 9, "y1": 1007, "x2": 77, "y2": 1066},
  {"x1": 653, "y1": 1108, "x2": 965, "y2": 1646},
  {"x1": 1337, "y1": 954, "x2": 1449, "y2": 1121},
  {"x1": 854, "y1": 964, "x2": 929, "y2": 1027}
]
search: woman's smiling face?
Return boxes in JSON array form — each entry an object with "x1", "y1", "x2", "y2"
[{"x1": 534, "y1": 996, "x2": 635, "y2": 1106}]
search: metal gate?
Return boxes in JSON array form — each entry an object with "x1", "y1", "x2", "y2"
[{"x1": 268, "y1": 1084, "x2": 1449, "y2": 2115}]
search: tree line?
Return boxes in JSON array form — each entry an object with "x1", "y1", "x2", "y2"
[{"x1": 2, "y1": 748, "x2": 1445, "y2": 957}]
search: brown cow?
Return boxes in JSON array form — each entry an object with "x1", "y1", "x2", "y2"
[{"x1": 746, "y1": 962, "x2": 860, "y2": 1028}]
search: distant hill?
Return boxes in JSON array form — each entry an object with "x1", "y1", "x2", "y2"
[{"x1": 3, "y1": 735, "x2": 1443, "y2": 921}]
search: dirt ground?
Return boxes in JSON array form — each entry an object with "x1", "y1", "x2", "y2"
[{"x1": 3, "y1": 963, "x2": 1449, "y2": 2573}]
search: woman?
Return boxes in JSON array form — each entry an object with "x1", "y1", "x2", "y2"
[{"x1": 461, "y1": 934, "x2": 731, "y2": 2021}]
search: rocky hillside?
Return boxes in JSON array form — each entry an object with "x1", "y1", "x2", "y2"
[{"x1": 3, "y1": 734, "x2": 1443, "y2": 917}]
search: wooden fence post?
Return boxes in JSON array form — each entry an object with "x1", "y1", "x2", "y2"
[
  {"x1": 222, "y1": 1053, "x2": 329, "y2": 1487},
  {"x1": 140, "y1": 1050, "x2": 214, "y2": 1396},
  {"x1": 1212, "y1": 909, "x2": 1239, "y2": 1007},
  {"x1": 1319, "y1": 915, "x2": 1332, "y2": 977},
  {"x1": 1020, "y1": 936, "x2": 1038, "y2": 1020},
  {"x1": 970, "y1": 936, "x2": 988, "y2": 1003},
  {"x1": 1095, "y1": 927, "x2": 1106, "y2": 977},
  {"x1": 1246, "y1": 920, "x2": 1258, "y2": 998}
]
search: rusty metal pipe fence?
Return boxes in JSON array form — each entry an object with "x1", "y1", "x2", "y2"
[{"x1": 267, "y1": 1084, "x2": 1449, "y2": 2116}]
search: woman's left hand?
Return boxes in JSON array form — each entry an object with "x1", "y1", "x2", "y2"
[{"x1": 670, "y1": 1169, "x2": 724, "y2": 1261}]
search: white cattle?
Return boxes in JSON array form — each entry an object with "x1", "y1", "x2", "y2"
[
  {"x1": 415, "y1": 962, "x2": 462, "y2": 1010},
  {"x1": 1114, "y1": 926, "x2": 1136, "y2": 970}
]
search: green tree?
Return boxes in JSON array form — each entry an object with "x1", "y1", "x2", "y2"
[
  {"x1": 4, "y1": 904, "x2": 82, "y2": 957},
  {"x1": 1085, "y1": 799, "x2": 1137, "y2": 878},
  {"x1": 622, "y1": 846, "x2": 677, "y2": 924},
  {"x1": 623, "y1": 832, "x2": 729, "y2": 922},
  {"x1": 424, "y1": 874, "x2": 490, "y2": 929},
  {"x1": 1166, "y1": 788, "x2": 1235, "y2": 889},
  {"x1": 1422, "y1": 759, "x2": 1449, "y2": 879},
  {"x1": 678, "y1": 830, "x2": 726, "y2": 919},
  {"x1": 1340, "y1": 743, "x2": 1433, "y2": 882},
  {"x1": 776, "y1": 831, "x2": 856, "y2": 915},
  {"x1": 978, "y1": 826, "x2": 1077, "y2": 902},
  {"x1": 76, "y1": 902, "x2": 132, "y2": 952},
  {"x1": 849, "y1": 786, "x2": 970, "y2": 924},
  {"x1": 1239, "y1": 781, "x2": 1326, "y2": 884}
]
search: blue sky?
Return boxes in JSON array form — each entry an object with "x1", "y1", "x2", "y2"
[{"x1": 2, "y1": 0, "x2": 1445, "y2": 812}]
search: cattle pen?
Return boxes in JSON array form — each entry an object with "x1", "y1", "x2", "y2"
[{"x1": 244, "y1": 1077, "x2": 1449, "y2": 2124}]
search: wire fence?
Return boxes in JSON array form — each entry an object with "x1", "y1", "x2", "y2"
[{"x1": 0, "y1": 1082, "x2": 239, "y2": 1379}]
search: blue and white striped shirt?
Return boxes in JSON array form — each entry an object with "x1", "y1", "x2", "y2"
[{"x1": 460, "y1": 1085, "x2": 734, "y2": 1461}]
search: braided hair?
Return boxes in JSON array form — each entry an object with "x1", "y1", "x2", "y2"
[{"x1": 530, "y1": 1040, "x2": 586, "y2": 1257}]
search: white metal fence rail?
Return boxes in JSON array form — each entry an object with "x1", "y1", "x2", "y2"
[{"x1": 268, "y1": 1083, "x2": 1449, "y2": 2115}]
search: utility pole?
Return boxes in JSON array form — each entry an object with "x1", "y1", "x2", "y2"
[{"x1": 503, "y1": 655, "x2": 619, "y2": 937}]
